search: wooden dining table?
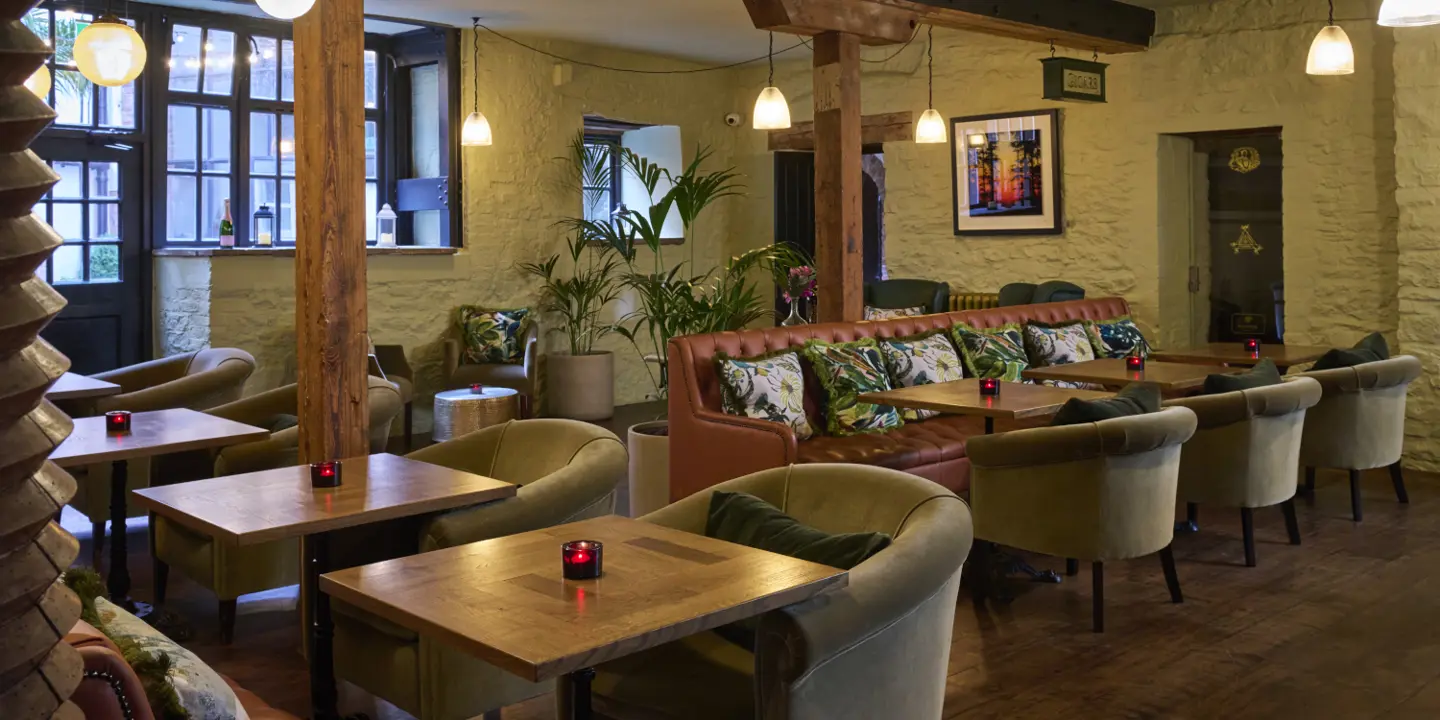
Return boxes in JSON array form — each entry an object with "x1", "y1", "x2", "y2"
[
  {"x1": 1021, "y1": 358, "x2": 1245, "y2": 395},
  {"x1": 859, "y1": 377, "x2": 1112, "y2": 434},
  {"x1": 45, "y1": 371, "x2": 121, "y2": 401},
  {"x1": 1149, "y1": 343, "x2": 1330, "y2": 371},
  {"x1": 320, "y1": 514, "x2": 849, "y2": 720}
]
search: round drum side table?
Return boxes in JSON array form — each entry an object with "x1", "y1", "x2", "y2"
[{"x1": 432, "y1": 387, "x2": 519, "y2": 442}]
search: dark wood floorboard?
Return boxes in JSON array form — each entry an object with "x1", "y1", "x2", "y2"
[{"x1": 69, "y1": 466, "x2": 1440, "y2": 719}]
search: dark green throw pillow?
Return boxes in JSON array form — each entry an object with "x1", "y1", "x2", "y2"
[
  {"x1": 268, "y1": 414, "x2": 300, "y2": 433},
  {"x1": 1203, "y1": 358, "x2": 1282, "y2": 394},
  {"x1": 1050, "y1": 383, "x2": 1161, "y2": 426},
  {"x1": 1312, "y1": 332, "x2": 1390, "y2": 371}
]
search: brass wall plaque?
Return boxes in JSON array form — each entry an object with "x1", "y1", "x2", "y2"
[
  {"x1": 1231, "y1": 224, "x2": 1263, "y2": 254},
  {"x1": 1229, "y1": 147, "x2": 1261, "y2": 174},
  {"x1": 1231, "y1": 313, "x2": 1266, "y2": 335}
]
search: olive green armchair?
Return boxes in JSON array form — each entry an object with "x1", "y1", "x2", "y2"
[
  {"x1": 151, "y1": 375, "x2": 403, "y2": 642},
  {"x1": 1296, "y1": 355, "x2": 1422, "y2": 521},
  {"x1": 590, "y1": 463, "x2": 972, "y2": 720},
  {"x1": 443, "y1": 323, "x2": 539, "y2": 417},
  {"x1": 331, "y1": 419, "x2": 627, "y2": 720},
  {"x1": 1164, "y1": 377, "x2": 1322, "y2": 566},
  {"x1": 966, "y1": 407, "x2": 1197, "y2": 632}
]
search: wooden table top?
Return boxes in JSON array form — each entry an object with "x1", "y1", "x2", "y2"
[
  {"x1": 46, "y1": 372, "x2": 121, "y2": 401},
  {"x1": 1149, "y1": 343, "x2": 1330, "y2": 368},
  {"x1": 319, "y1": 515, "x2": 848, "y2": 683},
  {"x1": 50, "y1": 408, "x2": 268, "y2": 468},
  {"x1": 132, "y1": 453, "x2": 516, "y2": 546},
  {"x1": 1021, "y1": 358, "x2": 1245, "y2": 392},
  {"x1": 859, "y1": 378, "x2": 1113, "y2": 419}
]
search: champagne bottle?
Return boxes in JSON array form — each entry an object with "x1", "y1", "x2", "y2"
[{"x1": 219, "y1": 198, "x2": 235, "y2": 247}]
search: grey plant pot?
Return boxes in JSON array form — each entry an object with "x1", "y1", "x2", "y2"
[
  {"x1": 627, "y1": 420, "x2": 670, "y2": 517},
  {"x1": 546, "y1": 351, "x2": 615, "y2": 420}
]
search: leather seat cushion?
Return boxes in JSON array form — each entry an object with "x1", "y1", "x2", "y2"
[{"x1": 797, "y1": 415, "x2": 987, "y2": 468}]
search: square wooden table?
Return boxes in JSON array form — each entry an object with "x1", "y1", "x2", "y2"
[
  {"x1": 860, "y1": 378, "x2": 1113, "y2": 434},
  {"x1": 51, "y1": 408, "x2": 268, "y2": 611},
  {"x1": 1149, "y1": 343, "x2": 1330, "y2": 371},
  {"x1": 320, "y1": 514, "x2": 849, "y2": 720},
  {"x1": 133, "y1": 453, "x2": 517, "y2": 720},
  {"x1": 1021, "y1": 358, "x2": 1245, "y2": 395},
  {"x1": 45, "y1": 372, "x2": 121, "y2": 401}
]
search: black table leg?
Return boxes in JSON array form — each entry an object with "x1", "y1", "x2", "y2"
[
  {"x1": 305, "y1": 532, "x2": 339, "y2": 720},
  {"x1": 984, "y1": 417, "x2": 994, "y2": 435},
  {"x1": 105, "y1": 459, "x2": 153, "y2": 618},
  {"x1": 557, "y1": 667, "x2": 596, "y2": 720}
]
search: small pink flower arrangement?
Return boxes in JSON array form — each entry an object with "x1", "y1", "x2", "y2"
[{"x1": 782, "y1": 265, "x2": 817, "y2": 303}]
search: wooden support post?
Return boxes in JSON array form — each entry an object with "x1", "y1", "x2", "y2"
[
  {"x1": 812, "y1": 32, "x2": 863, "y2": 323},
  {"x1": 294, "y1": 0, "x2": 369, "y2": 463}
]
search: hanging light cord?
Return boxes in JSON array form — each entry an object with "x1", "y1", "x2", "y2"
[
  {"x1": 768, "y1": 31, "x2": 775, "y2": 85},
  {"x1": 471, "y1": 18, "x2": 481, "y2": 112},
  {"x1": 1328, "y1": 0, "x2": 1336, "y2": 25},
  {"x1": 473, "y1": 19, "x2": 806, "y2": 75},
  {"x1": 926, "y1": 26, "x2": 934, "y2": 107}
]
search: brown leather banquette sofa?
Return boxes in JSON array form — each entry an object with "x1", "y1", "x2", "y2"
[{"x1": 667, "y1": 296, "x2": 1132, "y2": 502}]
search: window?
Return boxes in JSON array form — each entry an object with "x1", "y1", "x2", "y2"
[
  {"x1": 33, "y1": 159, "x2": 124, "y2": 284},
  {"x1": 24, "y1": 8, "x2": 137, "y2": 130},
  {"x1": 582, "y1": 119, "x2": 684, "y2": 242},
  {"x1": 581, "y1": 134, "x2": 620, "y2": 225},
  {"x1": 390, "y1": 28, "x2": 462, "y2": 248}
]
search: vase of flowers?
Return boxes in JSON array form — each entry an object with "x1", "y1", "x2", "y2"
[{"x1": 781, "y1": 265, "x2": 816, "y2": 326}]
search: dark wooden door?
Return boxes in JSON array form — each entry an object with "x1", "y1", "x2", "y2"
[
  {"x1": 32, "y1": 139, "x2": 145, "y2": 373},
  {"x1": 772, "y1": 149, "x2": 882, "y2": 319},
  {"x1": 1197, "y1": 131, "x2": 1284, "y2": 343}
]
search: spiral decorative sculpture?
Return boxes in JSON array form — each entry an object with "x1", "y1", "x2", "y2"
[{"x1": 0, "y1": 1, "x2": 84, "y2": 717}]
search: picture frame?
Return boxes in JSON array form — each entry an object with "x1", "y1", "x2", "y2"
[{"x1": 949, "y1": 109, "x2": 1064, "y2": 236}]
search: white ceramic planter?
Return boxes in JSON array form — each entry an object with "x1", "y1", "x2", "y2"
[
  {"x1": 546, "y1": 351, "x2": 615, "y2": 420},
  {"x1": 627, "y1": 420, "x2": 670, "y2": 517}
]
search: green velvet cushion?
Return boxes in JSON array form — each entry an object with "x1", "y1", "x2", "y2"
[
  {"x1": 950, "y1": 322, "x2": 1029, "y2": 382},
  {"x1": 1050, "y1": 383, "x2": 1161, "y2": 426},
  {"x1": 801, "y1": 338, "x2": 903, "y2": 436},
  {"x1": 1312, "y1": 332, "x2": 1391, "y2": 371},
  {"x1": 453, "y1": 306, "x2": 530, "y2": 364},
  {"x1": 1203, "y1": 358, "x2": 1283, "y2": 394},
  {"x1": 705, "y1": 491, "x2": 892, "y2": 568},
  {"x1": 269, "y1": 414, "x2": 299, "y2": 432}
]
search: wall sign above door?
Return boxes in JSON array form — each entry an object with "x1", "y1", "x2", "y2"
[
  {"x1": 1040, "y1": 57, "x2": 1107, "y2": 103},
  {"x1": 1229, "y1": 147, "x2": 1261, "y2": 173}
]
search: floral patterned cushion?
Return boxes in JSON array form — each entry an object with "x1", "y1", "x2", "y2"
[
  {"x1": 1024, "y1": 321, "x2": 1097, "y2": 367},
  {"x1": 716, "y1": 351, "x2": 814, "y2": 440},
  {"x1": 878, "y1": 330, "x2": 965, "y2": 421},
  {"x1": 1087, "y1": 315, "x2": 1151, "y2": 359},
  {"x1": 801, "y1": 338, "x2": 903, "y2": 436},
  {"x1": 950, "y1": 322, "x2": 1029, "y2": 382},
  {"x1": 95, "y1": 597, "x2": 250, "y2": 720},
  {"x1": 864, "y1": 305, "x2": 927, "y2": 320},
  {"x1": 454, "y1": 306, "x2": 530, "y2": 364}
]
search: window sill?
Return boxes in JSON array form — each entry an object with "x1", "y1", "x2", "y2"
[{"x1": 153, "y1": 246, "x2": 459, "y2": 258}]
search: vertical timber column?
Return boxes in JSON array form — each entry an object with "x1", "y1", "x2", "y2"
[
  {"x1": 294, "y1": 0, "x2": 369, "y2": 462},
  {"x1": 812, "y1": 31, "x2": 862, "y2": 323}
]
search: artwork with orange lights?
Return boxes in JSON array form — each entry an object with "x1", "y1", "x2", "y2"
[{"x1": 950, "y1": 109, "x2": 1063, "y2": 236}]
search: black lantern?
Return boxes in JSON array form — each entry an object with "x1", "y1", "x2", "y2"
[{"x1": 254, "y1": 204, "x2": 275, "y2": 247}]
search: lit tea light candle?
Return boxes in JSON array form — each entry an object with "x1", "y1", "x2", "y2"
[
  {"x1": 562, "y1": 540, "x2": 603, "y2": 580},
  {"x1": 979, "y1": 378, "x2": 1001, "y2": 396},
  {"x1": 1126, "y1": 354, "x2": 1145, "y2": 371},
  {"x1": 1244, "y1": 338, "x2": 1261, "y2": 354},
  {"x1": 105, "y1": 410, "x2": 131, "y2": 435},
  {"x1": 310, "y1": 460, "x2": 342, "y2": 488},
  {"x1": 470, "y1": 383, "x2": 486, "y2": 394}
]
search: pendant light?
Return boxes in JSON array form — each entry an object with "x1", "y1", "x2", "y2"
[
  {"x1": 256, "y1": 0, "x2": 316, "y2": 21},
  {"x1": 753, "y1": 32, "x2": 791, "y2": 130},
  {"x1": 24, "y1": 65, "x2": 50, "y2": 100},
  {"x1": 1307, "y1": 0, "x2": 1354, "y2": 75},
  {"x1": 461, "y1": 17, "x2": 493, "y2": 147},
  {"x1": 1378, "y1": 0, "x2": 1440, "y2": 27},
  {"x1": 915, "y1": 27, "x2": 946, "y2": 144},
  {"x1": 74, "y1": 14, "x2": 146, "y2": 87}
]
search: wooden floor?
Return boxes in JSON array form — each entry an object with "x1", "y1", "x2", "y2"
[{"x1": 69, "y1": 465, "x2": 1440, "y2": 720}]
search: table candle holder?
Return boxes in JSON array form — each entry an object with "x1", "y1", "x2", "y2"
[
  {"x1": 105, "y1": 410, "x2": 131, "y2": 435},
  {"x1": 562, "y1": 540, "x2": 603, "y2": 580},
  {"x1": 1244, "y1": 338, "x2": 1261, "y2": 353},
  {"x1": 1126, "y1": 354, "x2": 1145, "y2": 371},
  {"x1": 979, "y1": 378, "x2": 1001, "y2": 396},
  {"x1": 310, "y1": 461, "x2": 342, "y2": 489},
  {"x1": 470, "y1": 383, "x2": 486, "y2": 394}
]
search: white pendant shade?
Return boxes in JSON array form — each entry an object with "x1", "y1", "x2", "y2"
[
  {"x1": 461, "y1": 111, "x2": 493, "y2": 147},
  {"x1": 24, "y1": 65, "x2": 50, "y2": 100},
  {"x1": 1378, "y1": 0, "x2": 1440, "y2": 26},
  {"x1": 256, "y1": 0, "x2": 317, "y2": 20},
  {"x1": 74, "y1": 16, "x2": 146, "y2": 87},
  {"x1": 915, "y1": 108, "x2": 947, "y2": 144},
  {"x1": 1306, "y1": 25, "x2": 1355, "y2": 75},
  {"x1": 752, "y1": 86, "x2": 791, "y2": 130}
]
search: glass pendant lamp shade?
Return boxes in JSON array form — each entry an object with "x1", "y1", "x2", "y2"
[
  {"x1": 74, "y1": 15, "x2": 146, "y2": 87},
  {"x1": 753, "y1": 87, "x2": 791, "y2": 130},
  {"x1": 915, "y1": 108, "x2": 947, "y2": 144},
  {"x1": 461, "y1": 111, "x2": 493, "y2": 146},
  {"x1": 1306, "y1": 25, "x2": 1355, "y2": 75},
  {"x1": 1378, "y1": 0, "x2": 1440, "y2": 26},
  {"x1": 256, "y1": 0, "x2": 317, "y2": 20},
  {"x1": 24, "y1": 65, "x2": 50, "y2": 99}
]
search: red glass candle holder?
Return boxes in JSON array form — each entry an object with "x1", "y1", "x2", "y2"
[
  {"x1": 978, "y1": 378, "x2": 1001, "y2": 396},
  {"x1": 105, "y1": 410, "x2": 131, "y2": 435},
  {"x1": 470, "y1": 383, "x2": 486, "y2": 394},
  {"x1": 1244, "y1": 338, "x2": 1261, "y2": 353},
  {"x1": 562, "y1": 540, "x2": 603, "y2": 580},
  {"x1": 1126, "y1": 355, "x2": 1145, "y2": 371},
  {"x1": 310, "y1": 461, "x2": 342, "y2": 488}
]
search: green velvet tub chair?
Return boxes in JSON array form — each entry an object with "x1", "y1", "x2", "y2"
[
  {"x1": 589, "y1": 463, "x2": 972, "y2": 720},
  {"x1": 863, "y1": 278, "x2": 950, "y2": 315},
  {"x1": 966, "y1": 406, "x2": 1197, "y2": 632},
  {"x1": 443, "y1": 322, "x2": 539, "y2": 417},
  {"x1": 69, "y1": 347, "x2": 256, "y2": 568},
  {"x1": 330, "y1": 419, "x2": 628, "y2": 720},
  {"x1": 151, "y1": 375, "x2": 403, "y2": 642},
  {"x1": 1164, "y1": 377, "x2": 1322, "y2": 566}
]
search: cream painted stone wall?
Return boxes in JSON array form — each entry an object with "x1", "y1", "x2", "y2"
[{"x1": 154, "y1": 256, "x2": 211, "y2": 357}]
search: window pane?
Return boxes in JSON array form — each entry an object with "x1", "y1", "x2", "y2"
[
  {"x1": 365, "y1": 120, "x2": 377, "y2": 179},
  {"x1": 89, "y1": 203, "x2": 119, "y2": 241},
  {"x1": 251, "y1": 178, "x2": 276, "y2": 240},
  {"x1": 51, "y1": 244, "x2": 82, "y2": 284},
  {"x1": 52, "y1": 161, "x2": 82, "y2": 198},
  {"x1": 52, "y1": 203, "x2": 81, "y2": 241},
  {"x1": 89, "y1": 244, "x2": 119, "y2": 282},
  {"x1": 366, "y1": 181, "x2": 376, "y2": 242},
  {"x1": 201, "y1": 177, "x2": 230, "y2": 241},
  {"x1": 169, "y1": 25, "x2": 202, "y2": 92},
  {"x1": 202, "y1": 107, "x2": 231, "y2": 174},
  {"x1": 54, "y1": 69, "x2": 91, "y2": 126},
  {"x1": 97, "y1": 84, "x2": 135, "y2": 129},
  {"x1": 250, "y1": 112, "x2": 277, "y2": 176},
  {"x1": 410, "y1": 64, "x2": 440, "y2": 177},
  {"x1": 36, "y1": 258, "x2": 48, "y2": 281},
  {"x1": 280, "y1": 114, "x2": 295, "y2": 176},
  {"x1": 280, "y1": 179, "x2": 296, "y2": 242},
  {"x1": 167, "y1": 174, "x2": 197, "y2": 241},
  {"x1": 250, "y1": 36, "x2": 278, "y2": 100},
  {"x1": 167, "y1": 105, "x2": 197, "y2": 171},
  {"x1": 280, "y1": 40, "x2": 294, "y2": 102},
  {"x1": 54, "y1": 11, "x2": 92, "y2": 69},
  {"x1": 583, "y1": 190, "x2": 611, "y2": 224},
  {"x1": 414, "y1": 210, "x2": 442, "y2": 247},
  {"x1": 23, "y1": 9, "x2": 49, "y2": 46},
  {"x1": 89, "y1": 162, "x2": 119, "y2": 199},
  {"x1": 364, "y1": 50, "x2": 377, "y2": 108},
  {"x1": 203, "y1": 30, "x2": 235, "y2": 96}
]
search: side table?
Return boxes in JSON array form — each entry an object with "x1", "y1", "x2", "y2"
[{"x1": 433, "y1": 387, "x2": 518, "y2": 442}]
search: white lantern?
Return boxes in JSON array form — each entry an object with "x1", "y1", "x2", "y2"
[
  {"x1": 1306, "y1": 25, "x2": 1355, "y2": 75},
  {"x1": 752, "y1": 87, "x2": 791, "y2": 130},
  {"x1": 461, "y1": 111, "x2": 492, "y2": 147},
  {"x1": 376, "y1": 203, "x2": 397, "y2": 246},
  {"x1": 74, "y1": 15, "x2": 146, "y2": 87},
  {"x1": 915, "y1": 108, "x2": 947, "y2": 144},
  {"x1": 1378, "y1": 0, "x2": 1440, "y2": 26},
  {"x1": 24, "y1": 65, "x2": 50, "y2": 100},
  {"x1": 256, "y1": 0, "x2": 317, "y2": 21}
]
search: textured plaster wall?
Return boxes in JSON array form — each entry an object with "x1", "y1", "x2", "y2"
[{"x1": 154, "y1": 256, "x2": 210, "y2": 357}]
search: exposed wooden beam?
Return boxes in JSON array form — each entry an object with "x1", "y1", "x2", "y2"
[
  {"x1": 769, "y1": 111, "x2": 914, "y2": 151},
  {"x1": 742, "y1": 0, "x2": 918, "y2": 44},
  {"x1": 811, "y1": 32, "x2": 863, "y2": 323},
  {"x1": 881, "y1": 0, "x2": 1154, "y2": 54}
]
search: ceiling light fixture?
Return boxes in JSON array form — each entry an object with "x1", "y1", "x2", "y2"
[
  {"x1": 24, "y1": 65, "x2": 50, "y2": 100},
  {"x1": 915, "y1": 26, "x2": 946, "y2": 144},
  {"x1": 256, "y1": 0, "x2": 316, "y2": 21},
  {"x1": 1378, "y1": 0, "x2": 1440, "y2": 26},
  {"x1": 74, "y1": 14, "x2": 147, "y2": 87},
  {"x1": 753, "y1": 32, "x2": 791, "y2": 130},
  {"x1": 1307, "y1": 0, "x2": 1355, "y2": 75},
  {"x1": 461, "y1": 17, "x2": 493, "y2": 147}
]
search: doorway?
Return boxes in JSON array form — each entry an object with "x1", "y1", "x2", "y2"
[{"x1": 33, "y1": 139, "x2": 146, "y2": 373}]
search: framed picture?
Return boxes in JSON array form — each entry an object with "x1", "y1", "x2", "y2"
[{"x1": 949, "y1": 109, "x2": 1063, "y2": 236}]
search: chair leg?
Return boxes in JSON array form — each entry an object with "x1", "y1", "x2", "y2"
[
  {"x1": 153, "y1": 560, "x2": 169, "y2": 605},
  {"x1": 403, "y1": 402, "x2": 413, "y2": 453},
  {"x1": 1350, "y1": 469, "x2": 1364, "y2": 522},
  {"x1": 1159, "y1": 545, "x2": 1183, "y2": 603},
  {"x1": 1092, "y1": 561, "x2": 1105, "y2": 633},
  {"x1": 91, "y1": 519, "x2": 105, "y2": 570},
  {"x1": 1187, "y1": 502, "x2": 1199, "y2": 526},
  {"x1": 1241, "y1": 507, "x2": 1256, "y2": 567},
  {"x1": 1066, "y1": 558, "x2": 1079, "y2": 577},
  {"x1": 1390, "y1": 462, "x2": 1410, "y2": 504},
  {"x1": 1304, "y1": 466, "x2": 1316, "y2": 499},
  {"x1": 1281, "y1": 499, "x2": 1301, "y2": 545},
  {"x1": 219, "y1": 599, "x2": 237, "y2": 645}
]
